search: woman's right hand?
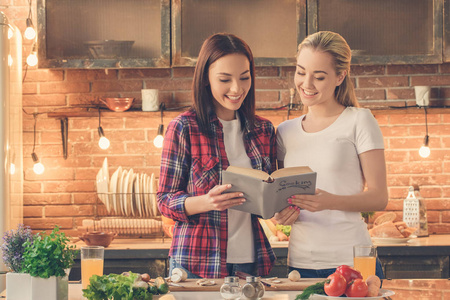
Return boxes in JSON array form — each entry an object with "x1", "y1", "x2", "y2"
[
  {"x1": 185, "y1": 184, "x2": 246, "y2": 215},
  {"x1": 205, "y1": 184, "x2": 246, "y2": 211},
  {"x1": 273, "y1": 206, "x2": 300, "y2": 225}
]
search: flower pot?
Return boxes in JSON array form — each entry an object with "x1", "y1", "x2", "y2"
[
  {"x1": 6, "y1": 272, "x2": 31, "y2": 300},
  {"x1": 31, "y1": 275, "x2": 68, "y2": 300}
]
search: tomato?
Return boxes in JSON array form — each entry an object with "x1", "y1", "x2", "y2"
[
  {"x1": 345, "y1": 279, "x2": 369, "y2": 297},
  {"x1": 335, "y1": 265, "x2": 363, "y2": 285},
  {"x1": 324, "y1": 272, "x2": 347, "y2": 297}
]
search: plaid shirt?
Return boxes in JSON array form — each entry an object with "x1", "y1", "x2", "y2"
[{"x1": 157, "y1": 109, "x2": 277, "y2": 278}]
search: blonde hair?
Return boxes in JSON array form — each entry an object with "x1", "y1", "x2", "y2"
[{"x1": 297, "y1": 31, "x2": 359, "y2": 107}]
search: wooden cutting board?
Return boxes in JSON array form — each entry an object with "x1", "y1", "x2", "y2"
[{"x1": 167, "y1": 278, "x2": 323, "y2": 292}]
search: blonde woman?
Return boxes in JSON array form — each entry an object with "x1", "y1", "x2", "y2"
[{"x1": 276, "y1": 31, "x2": 388, "y2": 278}]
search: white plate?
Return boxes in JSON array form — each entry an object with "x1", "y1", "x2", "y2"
[
  {"x1": 101, "y1": 157, "x2": 110, "y2": 212},
  {"x1": 96, "y1": 168, "x2": 110, "y2": 213},
  {"x1": 144, "y1": 174, "x2": 152, "y2": 217},
  {"x1": 119, "y1": 169, "x2": 128, "y2": 216},
  {"x1": 140, "y1": 173, "x2": 147, "y2": 217},
  {"x1": 150, "y1": 173, "x2": 158, "y2": 217},
  {"x1": 310, "y1": 289, "x2": 395, "y2": 300},
  {"x1": 134, "y1": 173, "x2": 142, "y2": 217},
  {"x1": 372, "y1": 237, "x2": 412, "y2": 244},
  {"x1": 109, "y1": 167, "x2": 121, "y2": 214},
  {"x1": 124, "y1": 169, "x2": 134, "y2": 216}
]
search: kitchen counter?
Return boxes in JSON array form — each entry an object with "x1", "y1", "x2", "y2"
[
  {"x1": 3, "y1": 279, "x2": 449, "y2": 299},
  {"x1": 69, "y1": 234, "x2": 450, "y2": 280}
]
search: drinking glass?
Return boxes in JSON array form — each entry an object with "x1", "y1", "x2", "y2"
[
  {"x1": 353, "y1": 245, "x2": 377, "y2": 281},
  {"x1": 81, "y1": 246, "x2": 104, "y2": 289}
]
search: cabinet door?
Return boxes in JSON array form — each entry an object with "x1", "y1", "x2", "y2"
[
  {"x1": 308, "y1": 0, "x2": 443, "y2": 65},
  {"x1": 172, "y1": 0, "x2": 306, "y2": 66},
  {"x1": 37, "y1": 0, "x2": 170, "y2": 69}
]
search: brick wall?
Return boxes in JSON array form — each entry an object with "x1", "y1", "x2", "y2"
[{"x1": 2, "y1": 3, "x2": 450, "y2": 237}]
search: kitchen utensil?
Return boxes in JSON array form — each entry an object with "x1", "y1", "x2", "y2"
[
  {"x1": 403, "y1": 185, "x2": 428, "y2": 237},
  {"x1": 100, "y1": 97, "x2": 134, "y2": 112},
  {"x1": 79, "y1": 232, "x2": 117, "y2": 248}
]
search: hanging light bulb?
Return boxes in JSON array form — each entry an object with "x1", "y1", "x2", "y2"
[
  {"x1": 419, "y1": 135, "x2": 430, "y2": 158},
  {"x1": 98, "y1": 127, "x2": 110, "y2": 150},
  {"x1": 153, "y1": 124, "x2": 164, "y2": 148},
  {"x1": 24, "y1": 18, "x2": 36, "y2": 40},
  {"x1": 418, "y1": 107, "x2": 430, "y2": 159},
  {"x1": 153, "y1": 103, "x2": 165, "y2": 148},
  {"x1": 97, "y1": 109, "x2": 110, "y2": 149},
  {"x1": 26, "y1": 43, "x2": 38, "y2": 66},
  {"x1": 32, "y1": 152, "x2": 45, "y2": 175}
]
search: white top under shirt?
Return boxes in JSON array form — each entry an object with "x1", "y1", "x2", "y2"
[
  {"x1": 219, "y1": 116, "x2": 255, "y2": 264},
  {"x1": 276, "y1": 107, "x2": 384, "y2": 269}
]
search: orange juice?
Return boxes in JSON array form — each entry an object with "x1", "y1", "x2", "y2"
[
  {"x1": 353, "y1": 256, "x2": 376, "y2": 281},
  {"x1": 81, "y1": 258, "x2": 104, "y2": 289}
]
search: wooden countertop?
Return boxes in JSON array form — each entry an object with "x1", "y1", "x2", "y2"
[
  {"x1": 73, "y1": 234, "x2": 450, "y2": 249},
  {"x1": 4, "y1": 279, "x2": 448, "y2": 300}
]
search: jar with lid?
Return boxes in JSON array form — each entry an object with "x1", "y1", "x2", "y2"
[
  {"x1": 220, "y1": 276, "x2": 242, "y2": 299},
  {"x1": 242, "y1": 276, "x2": 265, "y2": 300}
]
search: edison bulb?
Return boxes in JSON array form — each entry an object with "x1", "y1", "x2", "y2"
[
  {"x1": 33, "y1": 162, "x2": 45, "y2": 174},
  {"x1": 153, "y1": 135, "x2": 164, "y2": 148},
  {"x1": 24, "y1": 26, "x2": 36, "y2": 40},
  {"x1": 419, "y1": 145, "x2": 430, "y2": 158},
  {"x1": 26, "y1": 53, "x2": 38, "y2": 66},
  {"x1": 98, "y1": 136, "x2": 110, "y2": 150}
]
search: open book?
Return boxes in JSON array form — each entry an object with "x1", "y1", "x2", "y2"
[{"x1": 222, "y1": 166, "x2": 317, "y2": 219}]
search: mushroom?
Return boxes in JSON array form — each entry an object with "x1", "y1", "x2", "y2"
[{"x1": 172, "y1": 267, "x2": 188, "y2": 282}]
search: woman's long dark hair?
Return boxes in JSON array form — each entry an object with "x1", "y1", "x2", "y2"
[{"x1": 192, "y1": 33, "x2": 256, "y2": 136}]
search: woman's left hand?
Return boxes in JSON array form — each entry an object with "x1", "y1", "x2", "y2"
[{"x1": 289, "y1": 189, "x2": 335, "y2": 212}]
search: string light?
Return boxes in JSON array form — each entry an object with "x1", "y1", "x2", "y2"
[
  {"x1": 419, "y1": 107, "x2": 430, "y2": 158},
  {"x1": 24, "y1": 0, "x2": 36, "y2": 40},
  {"x1": 98, "y1": 109, "x2": 110, "y2": 150},
  {"x1": 26, "y1": 43, "x2": 38, "y2": 66},
  {"x1": 153, "y1": 104, "x2": 165, "y2": 148},
  {"x1": 31, "y1": 113, "x2": 45, "y2": 174}
]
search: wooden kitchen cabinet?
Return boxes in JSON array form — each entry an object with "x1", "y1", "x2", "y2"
[
  {"x1": 37, "y1": 0, "x2": 171, "y2": 68},
  {"x1": 308, "y1": 0, "x2": 443, "y2": 65},
  {"x1": 171, "y1": 0, "x2": 306, "y2": 67},
  {"x1": 36, "y1": 0, "x2": 447, "y2": 69}
]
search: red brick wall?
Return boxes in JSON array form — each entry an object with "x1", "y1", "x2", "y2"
[{"x1": 2, "y1": 3, "x2": 450, "y2": 236}]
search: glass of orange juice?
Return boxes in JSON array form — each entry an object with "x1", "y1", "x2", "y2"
[
  {"x1": 81, "y1": 246, "x2": 104, "y2": 289},
  {"x1": 353, "y1": 245, "x2": 377, "y2": 281}
]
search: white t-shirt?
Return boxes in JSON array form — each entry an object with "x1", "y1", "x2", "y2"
[
  {"x1": 276, "y1": 107, "x2": 384, "y2": 269},
  {"x1": 219, "y1": 117, "x2": 255, "y2": 264}
]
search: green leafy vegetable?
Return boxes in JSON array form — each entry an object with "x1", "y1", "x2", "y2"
[
  {"x1": 21, "y1": 226, "x2": 78, "y2": 278},
  {"x1": 83, "y1": 272, "x2": 157, "y2": 300},
  {"x1": 276, "y1": 224, "x2": 291, "y2": 237},
  {"x1": 295, "y1": 281, "x2": 326, "y2": 300}
]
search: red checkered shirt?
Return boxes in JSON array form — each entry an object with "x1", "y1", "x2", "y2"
[{"x1": 157, "y1": 109, "x2": 277, "y2": 278}]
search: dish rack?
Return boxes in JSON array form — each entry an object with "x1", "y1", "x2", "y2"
[{"x1": 89, "y1": 192, "x2": 166, "y2": 240}]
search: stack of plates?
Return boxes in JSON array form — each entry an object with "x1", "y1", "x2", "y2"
[{"x1": 95, "y1": 158, "x2": 159, "y2": 217}]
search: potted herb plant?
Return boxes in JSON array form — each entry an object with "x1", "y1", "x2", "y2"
[
  {"x1": 1, "y1": 224, "x2": 34, "y2": 300},
  {"x1": 1, "y1": 225, "x2": 78, "y2": 300}
]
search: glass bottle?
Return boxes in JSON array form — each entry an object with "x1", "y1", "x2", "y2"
[
  {"x1": 220, "y1": 276, "x2": 242, "y2": 299},
  {"x1": 242, "y1": 276, "x2": 265, "y2": 300}
]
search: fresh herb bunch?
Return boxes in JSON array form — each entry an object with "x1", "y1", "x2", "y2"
[
  {"x1": 295, "y1": 280, "x2": 326, "y2": 300},
  {"x1": 1, "y1": 224, "x2": 34, "y2": 272},
  {"x1": 21, "y1": 226, "x2": 78, "y2": 278},
  {"x1": 83, "y1": 272, "x2": 157, "y2": 300}
]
